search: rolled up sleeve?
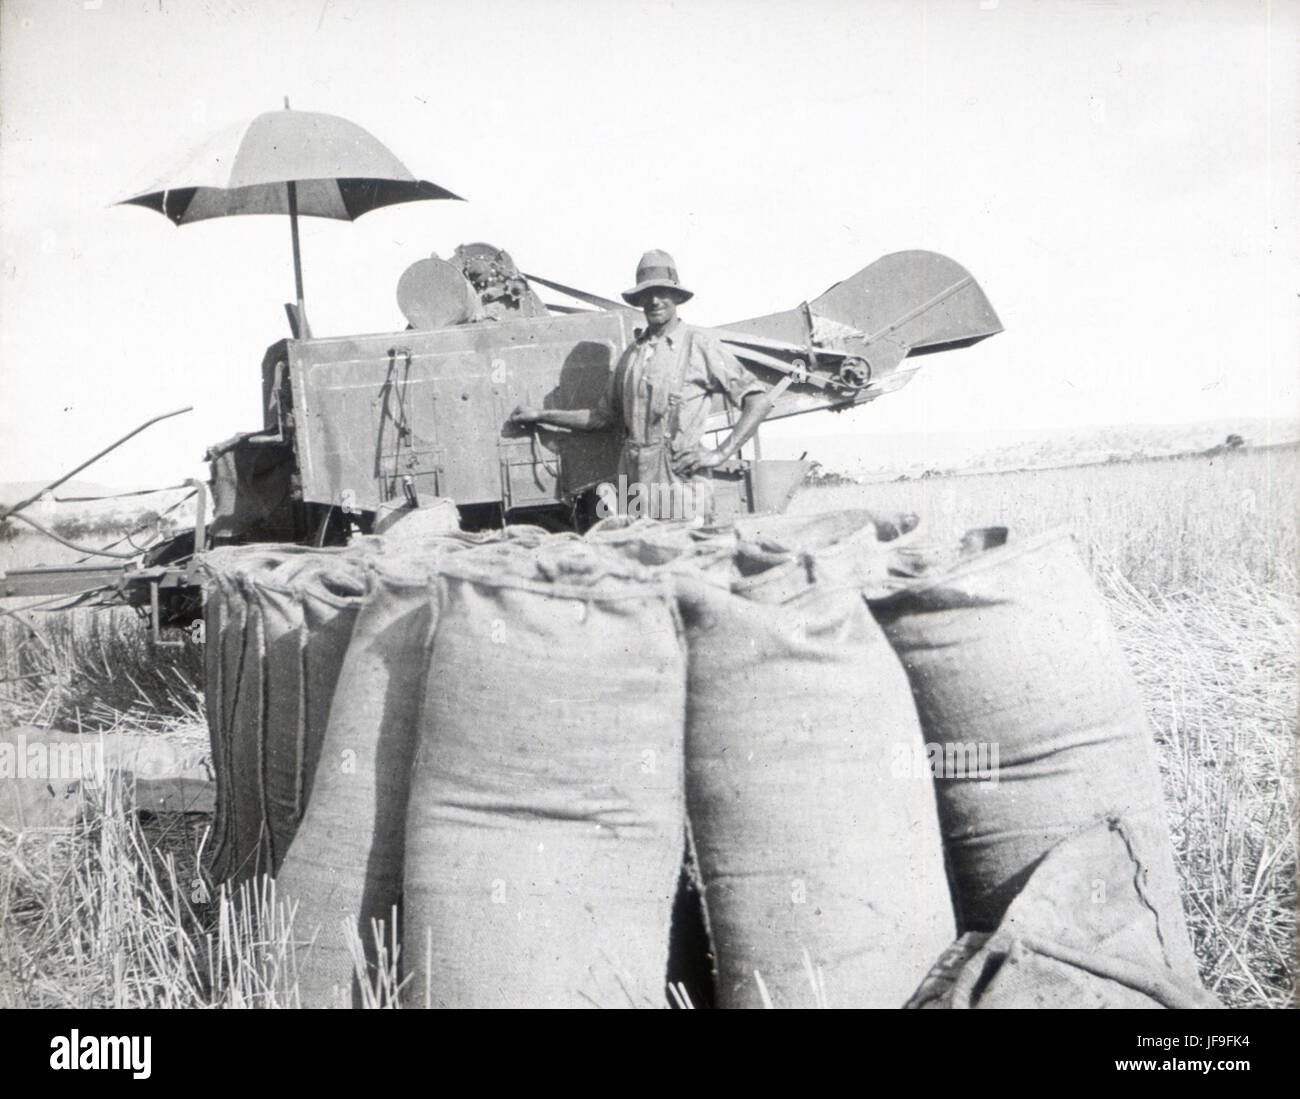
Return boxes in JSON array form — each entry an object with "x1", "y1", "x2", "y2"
[{"x1": 696, "y1": 334, "x2": 766, "y2": 409}]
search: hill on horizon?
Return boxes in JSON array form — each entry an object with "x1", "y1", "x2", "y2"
[
  {"x1": 763, "y1": 417, "x2": 1300, "y2": 481},
  {"x1": 0, "y1": 480, "x2": 120, "y2": 507}
]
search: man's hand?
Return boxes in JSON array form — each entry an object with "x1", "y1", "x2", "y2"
[
  {"x1": 509, "y1": 406, "x2": 542, "y2": 425},
  {"x1": 672, "y1": 445, "x2": 727, "y2": 476}
]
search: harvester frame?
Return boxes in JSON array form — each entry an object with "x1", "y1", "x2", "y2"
[{"x1": 1, "y1": 245, "x2": 1002, "y2": 636}]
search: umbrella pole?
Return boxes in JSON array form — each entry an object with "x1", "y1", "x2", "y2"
[{"x1": 286, "y1": 179, "x2": 311, "y2": 338}]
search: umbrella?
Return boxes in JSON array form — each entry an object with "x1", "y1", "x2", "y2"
[{"x1": 117, "y1": 100, "x2": 462, "y2": 336}]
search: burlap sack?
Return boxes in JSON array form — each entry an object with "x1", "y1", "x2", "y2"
[
  {"x1": 906, "y1": 819, "x2": 1218, "y2": 1009},
  {"x1": 871, "y1": 529, "x2": 1200, "y2": 982},
  {"x1": 200, "y1": 549, "x2": 367, "y2": 884},
  {"x1": 678, "y1": 569, "x2": 953, "y2": 1009},
  {"x1": 275, "y1": 565, "x2": 438, "y2": 1008},
  {"x1": 403, "y1": 541, "x2": 687, "y2": 1008}
]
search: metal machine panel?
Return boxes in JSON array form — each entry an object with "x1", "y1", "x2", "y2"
[
  {"x1": 287, "y1": 311, "x2": 636, "y2": 512},
  {"x1": 715, "y1": 250, "x2": 1003, "y2": 422},
  {"x1": 724, "y1": 250, "x2": 1002, "y2": 352}
]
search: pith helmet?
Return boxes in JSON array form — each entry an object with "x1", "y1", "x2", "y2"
[{"x1": 622, "y1": 249, "x2": 694, "y2": 306}]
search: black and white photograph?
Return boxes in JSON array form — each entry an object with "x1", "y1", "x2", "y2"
[{"x1": 0, "y1": 0, "x2": 1294, "y2": 1046}]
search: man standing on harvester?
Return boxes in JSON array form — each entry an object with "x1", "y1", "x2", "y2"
[{"x1": 510, "y1": 250, "x2": 771, "y2": 520}]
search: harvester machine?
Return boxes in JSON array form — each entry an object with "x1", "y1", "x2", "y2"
[
  {"x1": 1, "y1": 245, "x2": 1001, "y2": 630},
  {"x1": 212, "y1": 245, "x2": 1000, "y2": 541}
]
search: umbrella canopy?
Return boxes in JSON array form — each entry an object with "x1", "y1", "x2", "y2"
[{"x1": 116, "y1": 105, "x2": 462, "y2": 335}]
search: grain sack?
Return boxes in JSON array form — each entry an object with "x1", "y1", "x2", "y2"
[
  {"x1": 585, "y1": 515, "x2": 735, "y2": 568},
  {"x1": 295, "y1": 565, "x2": 368, "y2": 814},
  {"x1": 200, "y1": 548, "x2": 367, "y2": 884},
  {"x1": 584, "y1": 510, "x2": 914, "y2": 576},
  {"x1": 906, "y1": 818, "x2": 1218, "y2": 1008},
  {"x1": 732, "y1": 507, "x2": 919, "y2": 552},
  {"x1": 403, "y1": 541, "x2": 686, "y2": 1008},
  {"x1": 203, "y1": 550, "x2": 287, "y2": 880},
  {"x1": 275, "y1": 564, "x2": 438, "y2": 1008},
  {"x1": 870, "y1": 529, "x2": 1201, "y2": 982},
  {"x1": 354, "y1": 521, "x2": 554, "y2": 561},
  {"x1": 203, "y1": 529, "x2": 533, "y2": 884},
  {"x1": 677, "y1": 571, "x2": 953, "y2": 1009},
  {"x1": 729, "y1": 513, "x2": 899, "y2": 604}
]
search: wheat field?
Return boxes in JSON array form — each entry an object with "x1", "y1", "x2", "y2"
[{"x1": 0, "y1": 444, "x2": 1295, "y2": 1007}]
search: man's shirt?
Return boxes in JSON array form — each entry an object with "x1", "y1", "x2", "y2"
[{"x1": 591, "y1": 318, "x2": 764, "y2": 482}]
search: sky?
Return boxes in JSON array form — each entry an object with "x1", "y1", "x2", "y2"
[{"x1": 1, "y1": 0, "x2": 1296, "y2": 487}]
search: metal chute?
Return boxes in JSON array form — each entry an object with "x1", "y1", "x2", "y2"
[
  {"x1": 713, "y1": 250, "x2": 1003, "y2": 420},
  {"x1": 810, "y1": 250, "x2": 1003, "y2": 354}
]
